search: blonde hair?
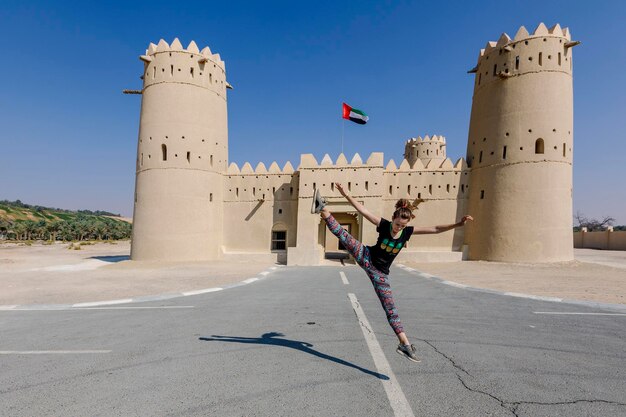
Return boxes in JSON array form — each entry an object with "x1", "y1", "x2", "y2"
[{"x1": 392, "y1": 198, "x2": 424, "y2": 220}]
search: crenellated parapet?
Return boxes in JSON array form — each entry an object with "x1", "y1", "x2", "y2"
[
  {"x1": 140, "y1": 38, "x2": 229, "y2": 98},
  {"x1": 224, "y1": 161, "x2": 298, "y2": 202},
  {"x1": 296, "y1": 152, "x2": 385, "y2": 198},
  {"x1": 383, "y1": 157, "x2": 469, "y2": 201},
  {"x1": 404, "y1": 135, "x2": 447, "y2": 167},
  {"x1": 471, "y1": 23, "x2": 578, "y2": 90},
  {"x1": 299, "y1": 152, "x2": 384, "y2": 169}
]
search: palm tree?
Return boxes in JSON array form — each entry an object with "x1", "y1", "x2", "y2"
[
  {"x1": 46, "y1": 221, "x2": 63, "y2": 242},
  {"x1": 24, "y1": 221, "x2": 37, "y2": 241},
  {"x1": 12, "y1": 222, "x2": 26, "y2": 240},
  {"x1": 0, "y1": 219, "x2": 9, "y2": 239}
]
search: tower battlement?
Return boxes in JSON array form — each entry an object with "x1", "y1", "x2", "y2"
[
  {"x1": 140, "y1": 38, "x2": 229, "y2": 96},
  {"x1": 472, "y1": 23, "x2": 576, "y2": 90},
  {"x1": 404, "y1": 135, "x2": 447, "y2": 167}
]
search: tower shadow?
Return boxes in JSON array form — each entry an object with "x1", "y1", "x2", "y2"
[{"x1": 199, "y1": 332, "x2": 389, "y2": 380}]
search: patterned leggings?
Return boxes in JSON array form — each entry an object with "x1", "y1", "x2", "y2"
[{"x1": 324, "y1": 214, "x2": 404, "y2": 335}]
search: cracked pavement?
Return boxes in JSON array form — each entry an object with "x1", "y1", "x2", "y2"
[{"x1": 2, "y1": 265, "x2": 625, "y2": 416}]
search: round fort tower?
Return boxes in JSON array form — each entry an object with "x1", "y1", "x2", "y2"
[
  {"x1": 131, "y1": 38, "x2": 229, "y2": 261},
  {"x1": 404, "y1": 135, "x2": 446, "y2": 168},
  {"x1": 465, "y1": 23, "x2": 578, "y2": 262}
]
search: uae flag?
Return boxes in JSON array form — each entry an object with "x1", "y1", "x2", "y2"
[{"x1": 342, "y1": 102, "x2": 369, "y2": 125}]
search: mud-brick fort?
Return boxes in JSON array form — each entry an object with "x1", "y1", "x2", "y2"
[{"x1": 129, "y1": 23, "x2": 579, "y2": 265}]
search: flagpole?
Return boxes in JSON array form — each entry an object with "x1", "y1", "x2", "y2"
[{"x1": 341, "y1": 119, "x2": 345, "y2": 155}]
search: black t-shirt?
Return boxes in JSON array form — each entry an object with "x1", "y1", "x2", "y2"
[{"x1": 368, "y1": 218, "x2": 414, "y2": 275}]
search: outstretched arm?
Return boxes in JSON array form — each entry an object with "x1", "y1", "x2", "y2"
[
  {"x1": 335, "y1": 182, "x2": 381, "y2": 227},
  {"x1": 413, "y1": 215, "x2": 473, "y2": 235}
]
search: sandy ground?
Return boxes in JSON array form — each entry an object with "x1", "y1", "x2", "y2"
[
  {"x1": 1, "y1": 241, "x2": 625, "y2": 306},
  {"x1": 0, "y1": 241, "x2": 276, "y2": 305},
  {"x1": 404, "y1": 249, "x2": 626, "y2": 305}
]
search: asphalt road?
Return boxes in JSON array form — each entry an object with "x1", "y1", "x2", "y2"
[{"x1": 1, "y1": 265, "x2": 625, "y2": 416}]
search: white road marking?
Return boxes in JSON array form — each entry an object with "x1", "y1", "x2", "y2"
[
  {"x1": 534, "y1": 312, "x2": 626, "y2": 316},
  {"x1": 73, "y1": 299, "x2": 134, "y2": 307},
  {"x1": 0, "y1": 350, "x2": 111, "y2": 354},
  {"x1": 348, "y1": 293, "x2": 415, "y2": 417},
  {"x1": 442, "y1": 281, "x2": 469, "y2": 289},
  {"x1": 4, "y1": 306, "x2": 194, "y2": 311},
  {"x1": 259, "y1": 271, "x2": 270, "y2": 276},
  {"x1": 0, "y1": 305, "x2": 18, "y2": 310},
  {"x1": 242, "y1": 278, "x2": 259, "y2": 284},
  {"x1": 339, "y1": 271, "x2": 350, "y2": 285},
  {"x1": 505, "y1": 293, "x2": 563, "y2": 302},
  {"x1": 182, "y1": 287, "x2": 223, "y2": 296},
  {"x1": 529, "y1": 325, "x2": 536, "y2": 328},
  {"x1": 269, "y1": 266, "x2": 277, "y2": 270}
]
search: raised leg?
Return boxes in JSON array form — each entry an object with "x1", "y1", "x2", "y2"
[{"x1": 323, "y1": 213, "x2": 370, "y2": 269}]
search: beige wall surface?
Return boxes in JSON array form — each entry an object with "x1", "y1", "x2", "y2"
[{"x1": 574, "y1": 231, "x2": 626, "y2": 251}]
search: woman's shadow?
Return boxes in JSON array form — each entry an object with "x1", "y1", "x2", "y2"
[{"x1": 199, "y1": 332, "x2": 389, "y2": 380}]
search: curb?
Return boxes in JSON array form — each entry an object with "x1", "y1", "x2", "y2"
[
  {"x1": 0, "y1": 266, "x2": 284, "y2": 311},
  {"x1": 397, "y1": 264, "x2": 626, "y2": 313}
]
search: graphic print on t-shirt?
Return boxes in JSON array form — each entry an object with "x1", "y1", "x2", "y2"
[{"x1": 380, "y1": 238, "x2": 403, "y2": 254}]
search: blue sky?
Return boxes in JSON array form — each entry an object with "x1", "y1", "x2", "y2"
[{"x1": 0, "y1": 0, "x2": 624, "y2": 223}]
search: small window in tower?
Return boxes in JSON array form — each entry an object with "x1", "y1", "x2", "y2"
[
  {"x1": 461, "y1": 184, "x2": 465, "y2": 193},
  {"x1": 290, "y1": 187, "x2": 293, "y2": 196},
  {"x1": 162, "y1": 144, "x2": 167, "y2": 161},
  {"x1": 407, "y1": 185, "x2": 411, "y2": 195},
  {"x1": 170, "y1": 65, "x2": 174, "y2": 76},
  {"x1": 563, "y1": 143, "x2": 566, "y2": 157},
  {"x1": 436, "y1": 149, "x2": 439, "y2": 155},
  {"x1": 153, "y1": 66, "x2": 156, "y2": 78},
  {"x1": 389, "y1": 185, "x2": 393, "y2": 195},
  {"x1": 480, "y1": 190, "x2": 485, "y2": 199},
  {"x1": 236, "y1": 188, "x2": 239, "y2": 197},
  {"x1": 558, "y1": 52, "x2": 561, "y2": 65},
  {"x1": 427, "y1": 149, "x2": 429, "y2": 156},
  {"x1": 503, "y1": 146, "x2": 507, "y2": 159},
  {"x1": 210, "y1": 193, "x2": 213, "y2": 202},
  {"x1": 348, "y1": 182, "x2": 351, "y2": 191},
  {"x1": 331, "y1": 183, "x2": 334, "y2": 191},
  {"x1": 535, "y1": 138, "x2": 545, "y2": 154},
  {"x1": 187, "y1": 152, "x2": 191, "y2": 163},
  {"x1": 493, "y1": 64, "x2": 497, "y2": 76},
  {"x1": 418, "y1": 192, "x2": 421, "y2": 198},
  {"x1": 210, "y1": 73, "x2": 213, "y2": 84},
  {"x1": 210, "y1": 155, "x2": 213, "y2": 166},
  {"x1": 141, "y1": 153, "x2": 144, "y2": 166},
  {"x1": 538, "y1": 52, "x2": 543, "y2": 66},
  {"x1": 479, "y1": 151, "x2": 483, "y2": 163},
  {"x1": 429, "y1": 185, "x2": 432, "y2": 195},
  {"x1": 253, "y1": 187, "x2": 256, "y2": 196},
  {"x1": 446, "y1": 184, "x2": 450, "y2": 193},
  {"x1": 272, "y1": 187, "x2": 275, "y2": 194}
]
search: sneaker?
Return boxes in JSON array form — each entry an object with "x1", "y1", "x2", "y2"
[
  {"x1": 311, "y1": 188, "x2": 327, "y2": 214},
  {"x1": 396, "y1": 344, "x2": 421, "y2": 363}
]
